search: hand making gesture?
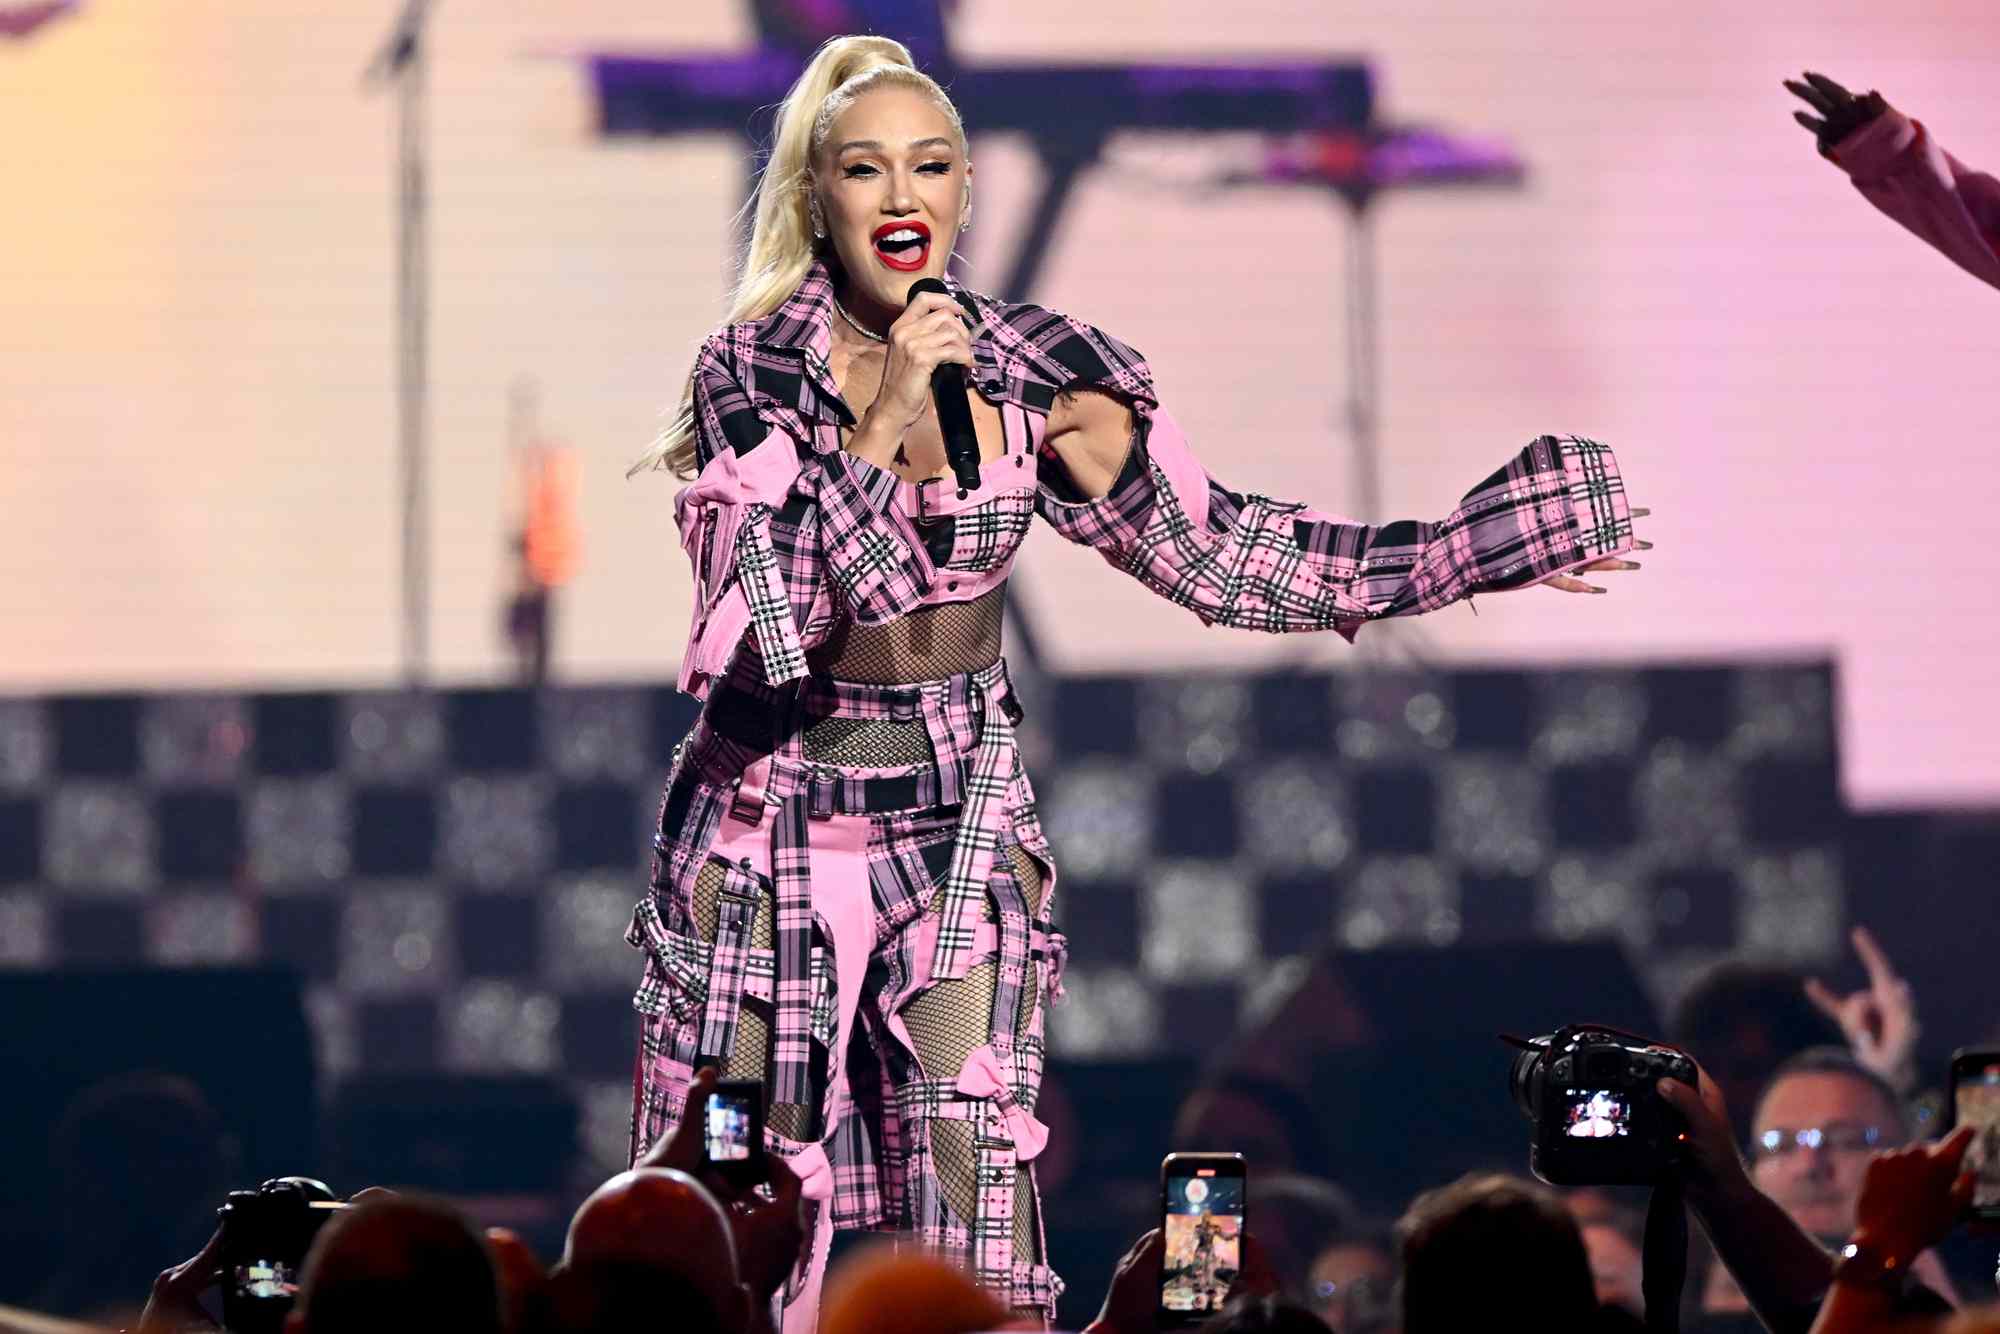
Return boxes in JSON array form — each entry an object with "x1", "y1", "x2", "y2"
[
  {"x1": 1784, "y1": 71, "x2": 1889, "y2": 156},
  {"x1": 1806, "y1": 926, "x2": 1921, "y2": 1096}
]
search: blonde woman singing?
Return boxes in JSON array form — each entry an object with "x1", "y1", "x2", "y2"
[{"x1": 629, "y1": 35, "x2": 1649, "y2": 1330}]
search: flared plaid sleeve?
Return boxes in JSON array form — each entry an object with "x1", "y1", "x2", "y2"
[
  {"x1": 1037, "y1": 406, "x2": 1635, "y2": 638},
  {"x1": 679, "y1": 339, "x2": 936, "y2": 691}
]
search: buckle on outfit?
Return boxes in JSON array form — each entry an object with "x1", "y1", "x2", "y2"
[
  {"x1": 808, "y1": 767, "x2": 836, "y2": 820},
  {"x1": 729, "y1": 754, "x2": 771, "y2": 824}
]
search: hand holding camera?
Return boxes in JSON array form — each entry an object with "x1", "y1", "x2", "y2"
[
  {"x1": 1506, "y1": 1025, "x2": 1699, "y2": 1187},
  {"x1": 1653, "y1": 1062, "x2": 1753, "y2": 1204},
  {"x1": 137, "y1": 1177, "x2": 350, "y2": 1334},
  {"x1": 138, "y1": 1226, "x2": 226, "y2": 1334}
]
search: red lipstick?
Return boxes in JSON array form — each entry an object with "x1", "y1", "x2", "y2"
[{"x1": 870, "y1": 219, "x2": 932, "y2": 273}]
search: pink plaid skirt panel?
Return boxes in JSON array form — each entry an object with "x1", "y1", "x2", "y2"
[{"x1": 627, "y1": 658, "x2": 1069, "y2": 1325}]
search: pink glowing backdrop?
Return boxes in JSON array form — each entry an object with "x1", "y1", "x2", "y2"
[{"x1": 4, "y1": 2, "x2": 1998, "y2": 807}]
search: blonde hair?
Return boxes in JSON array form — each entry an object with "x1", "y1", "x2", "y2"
[{"x1": 631, "y1": 36, "x2": 968, "y2": 479}]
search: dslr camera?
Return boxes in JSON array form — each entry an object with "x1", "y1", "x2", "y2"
[
  {"x1": 1507, "y1": 1025, "x2": 1697, "y2": 1185},
  {"x1": 217, "y1": 1176, "x2": 349, "y2": 1334}
]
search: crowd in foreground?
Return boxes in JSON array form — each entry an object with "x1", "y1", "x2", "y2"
[{"x1": 3, "y1": 928, "x2": 1995, "y2": 1334}]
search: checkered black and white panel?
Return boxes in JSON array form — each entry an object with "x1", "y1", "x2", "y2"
[{"x1": 0, "y1": 661, "x2": 1841, "y2": 1177}]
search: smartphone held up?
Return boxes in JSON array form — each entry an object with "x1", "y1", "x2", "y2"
[
  {"x1": 1158, "y1": 1152, "x2": 1246, "y2": 1326},
  {"x1": 1949, "y1": 1047, "x2": 2000, "y2": 1222},
  {"x1": 704, "y1": 1078, "x2": 768, "y2": 1187}
]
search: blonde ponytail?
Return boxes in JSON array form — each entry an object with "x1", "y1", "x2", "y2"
[{"x1": 631, "y1": 35, "x2": 967, "y2": 479}]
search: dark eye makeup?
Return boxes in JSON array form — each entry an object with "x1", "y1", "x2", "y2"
[{"x1": 840, "y1": 160, "x2": 955, "y2": 179}]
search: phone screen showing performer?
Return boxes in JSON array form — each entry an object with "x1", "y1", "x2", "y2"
[
  {"x1": 704, "y1": 1079, "x2": 767, "y2": 1185},
  {"x1": 1159, "y1": 1153, "x2": 1246, "y2": 1324},
  {"x1": 1951, "y1": 1050, "x2": 2000, "y2": 1217}
]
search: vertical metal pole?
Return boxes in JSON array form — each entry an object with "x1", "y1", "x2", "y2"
[
  {"x1": 398, "y1": 39, "x2": 429, "y2": 682},
  {"x1": 1344, "y1": 196, "x2": 1380, "y2": 522}
]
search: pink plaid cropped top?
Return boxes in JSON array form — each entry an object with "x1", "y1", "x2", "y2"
[{"x1": 670, "y1": 259, "x2": 1637, "y2": 701}]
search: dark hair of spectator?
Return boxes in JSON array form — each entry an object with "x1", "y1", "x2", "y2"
[
  {"x1": 1207, "y1": 1074, "x2": 1335, "y2": 1178},
  {"x1": 1397, "y1": 1173, "x2": 1595, "y2": 1334},
  {"x1": 38, "y1": 1073, "x2": 237, "y2": 1319},
  {"x1": 1670, "y1": 961, "x2": 1842, "y2": 1064},
  {"x1": 1199, "y1": 1292, "x2": 1335, "y2": 1334}
]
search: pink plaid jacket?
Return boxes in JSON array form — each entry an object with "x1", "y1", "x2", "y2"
[{"x1": 673, "y1": 260, "x2": 1638, "y2": 701}]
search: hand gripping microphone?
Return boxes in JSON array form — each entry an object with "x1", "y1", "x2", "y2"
[{"x1": 906, "y1": 277, "x2": 983, "y2": 496}]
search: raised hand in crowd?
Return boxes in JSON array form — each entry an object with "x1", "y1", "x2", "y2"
[
  {"x1": 640, "y1": 1067, "x2": 809, "y2": 1313},
  {"x1": 1850, "y1": 1124, "x2": 1978, "y2": 1266},
  {"x1": 136, "y1": 1226, "x2": 224, "y2": 1334},
  {"x1": 1808, "y1": 1125, "x2": 1979, "y2": 1334},
  {"x1": 1083, "y1": 1227, "x2": 1279, "y2": 1334},
  {"x1": 1084, "y1": 1227, "x2": 1167, "y2": 1334},
  {"x1": 1806, "y1": 927, "x2": 1922, "y2": 1096},
  {"x1": 1784, "y1": 72, "x2": 1890, "y2": 155},
  {"x1": 1657, "y1": 1061, "x2": 1858, "y2": 1334}
]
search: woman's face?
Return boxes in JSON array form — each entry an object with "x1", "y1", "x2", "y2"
[{"x1": 814, "y1": 85, "x2": 967, "y2": 316}]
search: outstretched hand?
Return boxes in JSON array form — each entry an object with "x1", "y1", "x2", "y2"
[
  {"x1": 1805, "y1": 926, "x2": 1921, "y2": 1095},
  {"x1": 1545, "y1": 508, "x2": 1651, "y2": 595},
  {"x1": 1784, "y1": 71, "x2": 1889, "y2": 155}
]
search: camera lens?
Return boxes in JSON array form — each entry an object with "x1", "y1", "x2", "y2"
[{"x1": 1508, "y1": 1045, "x2": 1544, "y2": 1119}]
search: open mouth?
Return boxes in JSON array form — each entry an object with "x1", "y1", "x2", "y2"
[{"x1": 871, "y1": 220, "x2": 932, "y2": 272}]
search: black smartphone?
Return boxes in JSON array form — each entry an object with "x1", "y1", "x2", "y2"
[
  {"x1": 1157, "y1": 1152, "x2": 1246, "y2": 1326},
  {"x1": 703, "y1": 1079, "x2": 767, "y2": 1186},
  {"x1": 1949, "y1": 1047, "x2": 2000, "y2": 1221}
]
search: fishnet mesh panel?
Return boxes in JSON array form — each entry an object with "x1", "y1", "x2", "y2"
[
  {"x1": 901, "y1": 842, "x2": 1052, "y2": 1265},
  {"x1": 904, "y1": 960, "x2": 998, "y2": 1229},
  {"x1": 690, "y1": 859, "x2": 815, "y2": 1140},
  {"x1": 802, "y1": 716, "x2": 935, "y2": 766},
  {"x1": 812, "y1": 586, "x2": 1004, "y2": 684}
]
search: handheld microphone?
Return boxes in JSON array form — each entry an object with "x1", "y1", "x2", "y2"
[{"x1": 906, "y1": 277, "x2": 982, "y2": 496}]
